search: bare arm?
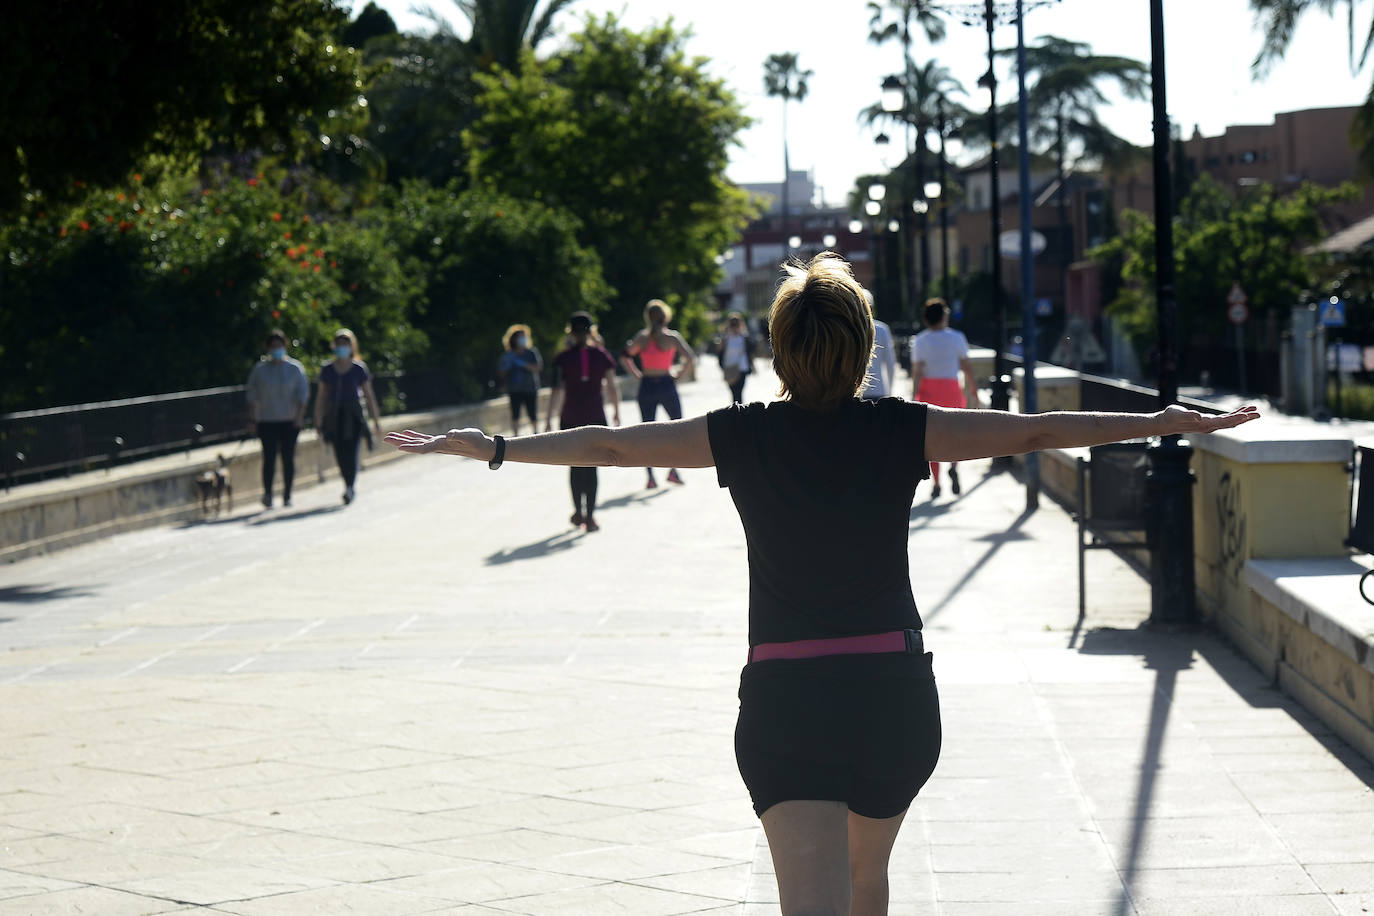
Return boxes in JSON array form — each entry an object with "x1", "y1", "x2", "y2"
[
  {"x1": 386, "y1": 415, "x2": 714, "y2": 469},
  {"x1": 673, "y1": 333, "x2": 697, "y2": 378},
  {"x1": 313, "y1": 380, "x2": 329, "y2": 430},
  {"x1": 362, "y1": 379, "x2": 384, "y2": 436},
  {"x1": 911, "y1": 360, "x2": 925, "y2": 401},
  {"x1": 924, "y1": 404, "x2": 1260, "y2": 463},
  {"x1": 545, "y1": 384, "x2": 563, "y2": 432},
  {"x1": 958, "y1": 355, "x2": 978, "y2": 406},
  {"x1": 620, "y1": 332, "x2": 645, "y2": 378},
  {"x1": 602, "y1": 368, "x2": 621, "y2": 425}
]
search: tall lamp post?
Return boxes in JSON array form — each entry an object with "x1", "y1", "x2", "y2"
[
  {"x1": 978, "y1": 2, "x2": 1012, "y2": 418},
  {"x1": 1146, "y1": 0, "x2": 1196, "y2": 624},
  {"x1": 1015, "y1": 0, "x2": 1040, "y2": 509},
  {"x1": 882, "y1": 74, "x2": 934, "y2": 322}
]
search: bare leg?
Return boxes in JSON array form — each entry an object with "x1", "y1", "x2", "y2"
[
  {"x1": 848, "y1": 807, "x2": 909, "y2": 916},
  {"x1": 760, "y1": 800, "x2": 850, "y2": 915}
]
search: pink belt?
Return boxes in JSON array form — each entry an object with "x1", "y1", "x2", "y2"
[{"x1": 747, "y1": 629, "x2": 923, "y2": 663}]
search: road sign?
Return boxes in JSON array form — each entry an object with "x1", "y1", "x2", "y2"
[
  {"x1": 1321, "y1": 297, "x2": 1347, "y2": 328},
  {"x1": 1035, "y1": 297, "x2": 1053, "y2": 317},
  {"x1": 1225, "y1": 283, "x2": 1249, "y2": 325}
]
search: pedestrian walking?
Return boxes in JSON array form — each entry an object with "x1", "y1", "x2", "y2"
[
  {"x1": 546, "y1": 311, "x2": 620, "y2": 532},
  {"x1": 911, "y1": 298, "x2": 978, "y2": 498},
  {"x1": 245, "y1": 329, "x2": 310, "y2": 508},
  {"x1": 718, "y1": 312, "x2": 756, "y2": 404},
  {"x1": 621, "y1": 299, "x2": 695, "y2": 487},
  {"x1": 385, "y1": 252, "x2": 1258, "y2": 916},
  {"x1": 498, "y1": 324, "x2": 543, "y2": 436},
  {"x1": 859, "y1": 291, "x2": 897, "y2": 402},
  {"x1": 314, "y1": 328, "x2": 383, "y2": 506}
]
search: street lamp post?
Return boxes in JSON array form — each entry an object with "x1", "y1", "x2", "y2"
[
  {"x1": 935, "y1": 95, "x2": 952, "y2": 296},
  {"x1": 980, "y1": 0, "x2": 1012, "y2": 422},
  {"x1": 1146, "y1": 0, "x2": 1196, "y2": 625},
  {"x1": 1015, "y1": 0, "x2": 1040, "y2": 509}
]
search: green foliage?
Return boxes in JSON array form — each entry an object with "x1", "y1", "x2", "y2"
[
  {"x1": 2, "y1": 0, "x2": 369, "y2": 212},
  {"x1": 1329, "y1": 380, "x2": 1374, "y2": 420},
  {"x1": 0, "y1": 165, "x2": 423, "y2": 411},
  {"x1": 1090, "y1": 175, "x2": 1357, "y2": 361},
  {"x1": 381, "y1": 182, "x2": 611, "y2": 400},
  {"x1": 464, "y1": 15, "x2": 757, "y2": 345},
  {"x1": 362, "y1": 33, "x2": 480, "y2": 188}
]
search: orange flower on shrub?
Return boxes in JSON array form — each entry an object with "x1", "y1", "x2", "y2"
[
  {"x1": 329, "y1": 260, "x2": 338, "y2": 268},
  {"x1": 283, "y1": 232, "x2": 292, "y2": 240},
  {"x1": 118, "y1": 220, "x2": 132, "y2": 232},
  {"x1": 133, "y1": 174, "x2": 142, "y2": 182},
  {"x1": 248, "y1": 178, "x2": 258, "y2": 187},
  {"x1": 301, "y1": 215, "x2": 311, "y2": 224},
  {"x1": 314, "y1": 249, "x2": 323, "y2": 258},
  {"x1": 78, "y1": 220, "x2": 90, "y2": 231},
  {"x1": 272, "y1": 309, "x2": 281, "y2": 319},
  {"x1": 59, "y1": 226, "x2": 68, "y2": 237},
  {"x1": 313, "y1": 265, "x2": 321, "y2": 273},
  {"x1": 272, "y1": 212, "x2": 282, "y2": 222}
]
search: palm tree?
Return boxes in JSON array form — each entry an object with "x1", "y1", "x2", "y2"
[
  {"x1": 421, "y1": 0, "x2": 579, "y2": 72},
  {"x1": 1251, "y1": 0, "x2": 1374, "y2": 171},
  {"x1": 763, "y1": 53, "x2": 813, "y2": 241},
  {"x1": 866, "y1": 1, "x2": 946, "y2": 314},
  {"x1": 859, "y1": 62, "x2": 967, "y2": 309},
  {"x1": 1000, "y1": 36, "x2": 1149, "y2": 281}
]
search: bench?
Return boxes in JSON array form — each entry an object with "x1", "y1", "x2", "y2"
[
  {"x1": 1076, "y1": 442, "x2": 1152, "y2": 618},
  {"x1": 1346, "y1": 445, "x2": 1374, "y2": 605}
]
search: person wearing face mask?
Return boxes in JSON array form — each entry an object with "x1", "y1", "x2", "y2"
[
  {"x1": 314, "y1": 328, "x2": 384, "y2": 505},
  {"x1": 497, "y1": 324, "x2": 543, "y2": 436},
  {"x1": 245, "y1": 329, "x2": 310, "y2": 508}
]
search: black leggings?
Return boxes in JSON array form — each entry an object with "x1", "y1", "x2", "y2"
[
  {"x1": 570, "y1": 466, "x2": 598, "y2": 517},
  {"x1": 332, "y1": 434, "x2": 362, "y2": 489},
  {"x1": 258, "y1": 421, "x2": 300, "y2": 498},
  {"x1": 728, "y1": 374, "x2": 747, "y2": 404}
]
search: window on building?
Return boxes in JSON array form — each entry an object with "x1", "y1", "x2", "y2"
[
  {"x1": 1240, "y1": 150, "x2": 1257, "y2": 164},
  {"x1": 1205, "y1": 156, "x2": 1221, "y2": 169}
]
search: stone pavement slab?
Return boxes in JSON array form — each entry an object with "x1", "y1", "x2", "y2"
[{"x1": 1, "y1": 363, "x2": 1372, "y2": 914}]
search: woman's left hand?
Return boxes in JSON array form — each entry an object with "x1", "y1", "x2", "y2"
[{"x1": 384, "y1": 427, "x2": 490, "y2": 459}]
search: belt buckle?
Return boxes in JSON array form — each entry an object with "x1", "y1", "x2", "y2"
[{"x1": 904, "y1": 629, "x2": 923, "y2": 654}]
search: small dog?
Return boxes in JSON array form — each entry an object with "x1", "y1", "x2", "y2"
[{"x1": 194, "y1": 454, "x2": 233, "y2": 516}]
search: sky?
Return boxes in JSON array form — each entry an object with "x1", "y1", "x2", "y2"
[{"x1": 368, "y1": 0, "x2": 1371, "y2": 206}]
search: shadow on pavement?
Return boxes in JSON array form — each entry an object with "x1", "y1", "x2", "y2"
[
  {"x1": 1077, "y1": 624, "x2": 1374, "y2": 916},
  {"x1": 485, "y1": 530, "x2": 582, "y2": 565},
  {"x1": 909, "y1": 466, "x2": 1001, "y2": 529},
  {"x1": 248, "y1": 505, "x2": 345, "y2": 526},
  {"x1": 597, "y1": 488, "x2": 671, "y2": 512},
  {"x1": 0, "y1": 584, "x2": 96, "y2": 604},
  {"x1": 918, "y1": 506, "x2": 1037, "y2": 623}
]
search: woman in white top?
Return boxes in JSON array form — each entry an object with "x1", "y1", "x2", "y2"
[
  {"x1": 911, "y1": 299, "x2": 978, "y2": 498},
  {"x1": 719, "y1": 312, "x2": 755, "y2": 404}
]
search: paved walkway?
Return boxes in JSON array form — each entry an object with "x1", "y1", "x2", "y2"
[{"x1": 1, "y1": 364, "x2": 1372, "y2": 915}]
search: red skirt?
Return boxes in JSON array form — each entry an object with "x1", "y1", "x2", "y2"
[{"x1": 916, "y1": 377, "x2": 966, "y2": 409}]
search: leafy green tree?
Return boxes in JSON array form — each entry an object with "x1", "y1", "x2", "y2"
[
  {"x1": 362, "y1": 33, "x2": 481, "y2": 187},
  {"x1": 464, "y1": 15, "x2": 756, "y2": 346},
  {"x1": 1091, "y1": 174, "x2": 1356, "y2": 374},
  {"x1": 0, "y1": 165, "x2": 423, "y2": 411},
  {"x1": 382, "y1": 182, "x2": 611, "y2": 399},
  {"x1": 763, "y1": 52, "x2": 814, "y2": 240},
  {"x1": 2, "y1": 0, "x2": 368, "y2": 212}
]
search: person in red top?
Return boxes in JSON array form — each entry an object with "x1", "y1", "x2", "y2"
[
  {"x1": 386, "y1": 254, "x2": 1258, "y2": 916},
  {"x1": 621, "y1": 299, "x2": 695, "y2": 488},
  {"x1": 546, "y1": 311, "x2": 620, "y2": 531}
]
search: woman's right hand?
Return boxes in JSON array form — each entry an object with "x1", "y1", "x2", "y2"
[{"x1": 384, "y1": 427, "x2": 492, "y2": 460}]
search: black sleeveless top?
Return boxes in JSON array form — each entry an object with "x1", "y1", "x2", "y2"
[{"x1": 706, "y1": 398, "x2": 930, "y2": 646}]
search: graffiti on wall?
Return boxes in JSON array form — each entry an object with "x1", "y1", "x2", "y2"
[{"x1": 1216, "y1": 471, "x2": 1248, "y2": 583}]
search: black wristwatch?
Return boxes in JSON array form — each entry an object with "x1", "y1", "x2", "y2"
[{"x1": 488, "y1": 435, "x2": 506, "y2": 470}]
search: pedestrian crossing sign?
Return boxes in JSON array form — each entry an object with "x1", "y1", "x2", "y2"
[{"x1": 1321, "y1": 297, "x2": 1347, "y2": 328}]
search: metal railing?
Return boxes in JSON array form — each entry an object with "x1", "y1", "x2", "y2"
[{"x1": 1, "y1": 369, "x2": 460, "y2": 490}]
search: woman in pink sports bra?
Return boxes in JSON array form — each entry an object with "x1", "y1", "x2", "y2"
[{"x1": 621, "y1": 299, "x2": 696, "y2": 488}]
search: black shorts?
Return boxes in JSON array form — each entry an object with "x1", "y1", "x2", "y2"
[
  {"x1": 509, "y1": 391, "x2": 537, "y2": 422},
  {"x1": 734, "y1": 650, "x2": 941, "y2": 819}
]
